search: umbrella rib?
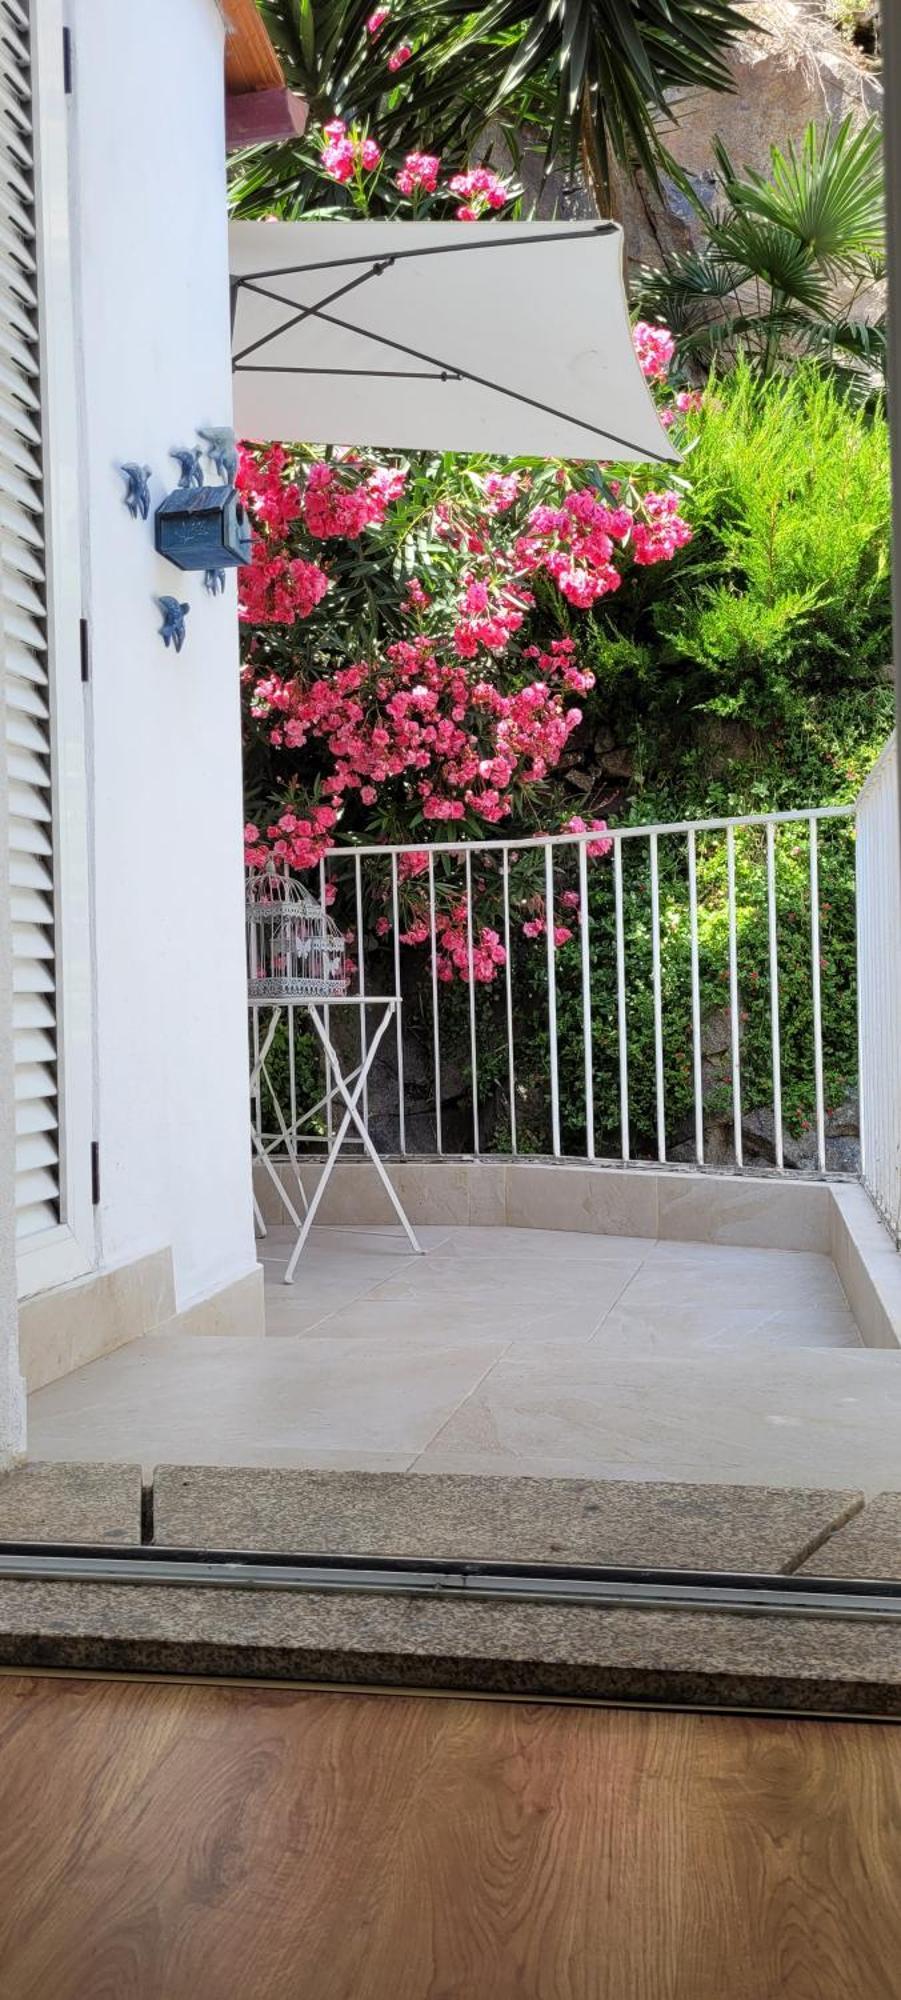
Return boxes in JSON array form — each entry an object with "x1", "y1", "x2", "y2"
[
  {"x1": 235, "y1": 294, "x2": 674, "y2": 463},
  {"x1": 232, "y1": 261, "x2": 392, "y2": 367}
]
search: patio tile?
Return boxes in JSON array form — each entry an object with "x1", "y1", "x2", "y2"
[
  {"x1": 285, "y1": 1299, "x2": 603, "y2": 1344},
  {"x1": 412, "y1": 1350, "x2": 901, "y2": 1490},
  {"x1": 630, "y1": 1244, "x2": 848, "y2": 1309},
  {"x1": 430, "y1": 1225, "x2": 654, "y2": 1265},
  {"x1": 590, "y1": 1303, "x2": 859, "y2": 1353},
  {"x1": 365, "y1": 1252, "x2": 643, "y2": 1314},
  {"x1": 27, "y1": 1332, "x2": 508, "y2": 1474},
  {"x1": 152, "y1": 1465, "x2": 862, "y2": 1572}
]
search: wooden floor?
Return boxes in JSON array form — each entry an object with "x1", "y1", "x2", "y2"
[{"x1": 1, "y1": 1675, "x2": 900, "y2": 1999}]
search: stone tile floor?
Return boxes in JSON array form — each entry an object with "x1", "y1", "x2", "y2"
[{"x1": 28, "y1": 1224, "x2": 901, "y2": 1489}]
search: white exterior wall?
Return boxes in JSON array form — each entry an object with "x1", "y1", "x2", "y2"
[{"x1": 67, "y1": 0, "x2": 257, "y2": 1311}]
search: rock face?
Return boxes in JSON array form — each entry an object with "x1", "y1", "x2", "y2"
[
  {"x1": 610, "y1": 1, "x2": 882, "y2": 276},
  {"x1": 507, "y1": 3, "x2": 883, "y2": 280}
]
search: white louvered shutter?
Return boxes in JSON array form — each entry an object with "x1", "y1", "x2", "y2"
[{"x1": 1, "y1": 0, "x2": 59, "y2": 1242}]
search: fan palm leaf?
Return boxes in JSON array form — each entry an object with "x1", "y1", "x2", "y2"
[{"x1": 637, "y1": 117, "x2": 885, "y2": 386}]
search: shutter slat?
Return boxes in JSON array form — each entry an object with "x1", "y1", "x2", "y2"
[
  {"x1": 7, "y1": 741, "x2": 47, "y2": 784},
  {"x1": 13, "y1": 1025, "x2": 55, "y2": 1069},
  {"x1": 6, "y1": 705, "x2": 47, "y2": 749},
  {"x1": 15, "y1": 1167, "x2": 60, "y2": 1213},
  {"x1": 1, "y1": 527, "x2": 43, "y2": 576},
  {"x1": 15, "y1": 1201, "x2": 59, "y2": 1239},
  {"x1": 14, "y1": 1060, "x2": 56, "y2": 1103},
  {"x1": 9, "y1": 851, "x2": 52, "y2": 894},
  {"x1": 0, "y1": 381, "x2": 39, "y2": 436},
  {"x1": 13, "y1": 956, "x2": 55, "y2": 995},
  {"x1": 5, "y1": 674, "x2": 48, "y2": 718},
  {"x1": 12, "y1": 990, "x2": 55, "y2": 1030},
  {"x1": 2, "y1": 603, "x2": 45, "y2": 651},
  {"x1": 8, "y1": 779, "x2": 51, "y2": 824},
  {"x1": 13, "y1": 920, "x2": 53, "y2": 960},
  {"x1": 16, "y1": 1131, "x2": 58, "y2": 1173},
  {"x1": 11, "y1": 883, "x2": 52, "y2": 925},
  {"x1": 0, "y1": 423, "x2": 39, "y2": 477}
]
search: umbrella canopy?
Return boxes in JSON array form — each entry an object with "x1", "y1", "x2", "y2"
[{"x1": 229, "y1": 219, "x2": 678, "y2": 465}]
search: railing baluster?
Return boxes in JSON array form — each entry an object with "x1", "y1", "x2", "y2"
[
  {"x1": 650, "y1": 831, "x2": 665, "y2": 1162},
  {"x1": 578, "y1": 840, "x2": 594, "y2": 1161},
  {"x1": 614, "y1": 835, "x2": 630, "y2": 1162},
  {"x1": 809, "y1": 813, "x2": 826, "y2": 1173},
  {"x1": 502, "y1": 847, "x2": 517, "y2": 1155},
  {"x1": 687, "y1": 829, "x2": 703, "y2": 1166},
  {"x1": 428, "y1": 852, "x2": 442, "y2": 1155},
  {"x1": 464, "y1": 847, "x2": 479, "y2": 1153},
  {"x1": 545, "y1": 841, "x2": 561, "y2": 1156},
  {"x1": 766, "y1": 821, "x2": 784, "y2": 1172},
  {"x1": 390, "y1": 852, "x2": 406, "y2": 1155},
  {"x1": 726, "y1": 824, "x2": 743, "y2": 1168},
  {"x1": 319, "y1": 858, "x2": 333, "y2": 1145},
  {"x1": 354, "y1": 852, "x2": 368, "y2": 1134}
]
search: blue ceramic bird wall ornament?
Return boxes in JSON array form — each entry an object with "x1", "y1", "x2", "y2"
[
  {"x1": 171, "y1": 446, "x2": 205, "y2": 490},
  {"x1": 120, "y1": 462, "x2": 152, "y2": 520},
  {"x1": 157, "y1": 596, "x2": 190, "y2": 653},
  {"x1": 197, "y1": 425, "x2": 238, "y2": 485}
]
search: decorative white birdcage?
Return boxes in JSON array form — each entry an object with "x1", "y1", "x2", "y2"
[{"x1": 246, "y1": 866, "x2": 349, "y2": 1000}]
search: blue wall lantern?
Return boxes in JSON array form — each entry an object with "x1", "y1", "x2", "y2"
[{"x1": 154, "y1": 484, "x2": 252, "y2": 574}]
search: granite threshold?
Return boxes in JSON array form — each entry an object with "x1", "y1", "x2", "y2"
[{"x1": 3, "y1": 1462, "x2": 901, "y2": 1715}]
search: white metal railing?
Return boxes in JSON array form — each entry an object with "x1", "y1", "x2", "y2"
[
  {"x1": 857, "y1": 735, "x2": 901, "y2": 1240},
  {"x1": 251, "y1": 799, "x2": 866, "y2": 1181}
]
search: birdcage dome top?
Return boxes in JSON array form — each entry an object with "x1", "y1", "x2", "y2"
[{"x1": 246, "y1": 866, "x2": 324, "y2": 919}]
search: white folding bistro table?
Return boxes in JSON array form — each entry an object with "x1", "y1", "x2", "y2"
[{"x1": 250, "y1": 993, "x2": 423, "y2": 1284}]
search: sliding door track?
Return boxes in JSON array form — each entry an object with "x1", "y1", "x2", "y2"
[{"x1": 0, "y1": 1543, "x2": 898, "y2": 1622}]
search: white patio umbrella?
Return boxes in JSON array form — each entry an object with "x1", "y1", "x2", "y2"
[{"x1": 229, "y1": 218, "x2": 678, "y2": 464}]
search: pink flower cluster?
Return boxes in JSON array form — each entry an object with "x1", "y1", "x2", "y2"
[
  {"x1": 434, "y1": 906, "x2": 507, "y2": 983},
  {"x1": 244, "y1": 803, "x2": 337, "y2": 874},
  {"x1": 395, "y1": 151, "x2": 441, "y2": 197},
  {"x1": 631, "y1": 491, "x2": 693, "y2": 566},
  {"x1": 514, "y1": 489, "x2": 634, "y2": 607},
  {"x1": 387, "y1": 42, "x2": 412, "y2": 71},
  {"x1": 480, "y1": 471, "x2": 523, "y2": 514},
  {"x1": 248, "y1": 630, "x2": 591, "y2": 835},
  {"x1": 303, "y1": 460, "x2": 406, "y2": 539},
  {"x1": 366, "y1": 7, "x2": 390, "y2": 31},
  {"x1": 239, "y1": 553, "x2": 330, "y2": 625},
  {"x1": 632, "y1": 321, "x2": 676, "y2": 382},
  {"x1": 321, "y1": 120, "x2": 382, "y2": 184},
  {"x1": 447, "y1": 166, "x2": 511, "y2": 221}
]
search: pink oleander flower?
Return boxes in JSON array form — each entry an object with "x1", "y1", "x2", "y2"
[
  {"x1": 387, "y1": 42, "x2": 412, "y2": 71},
  {"x1": 632, "y1": 320, "x2": 675, "y2": 382},
  {"x1": 367, "y1": 7, "x2": 390, "y2": 32},
  {"x1": 321, "y1": 121, "x2": 382, "y2": 184},
  {"x1": 396, "y1": 151, "x2": 441, "y2": 197},
  {"x1": 480, "y1": 470, "x2": 521, "y2": 513},
  {"x1": 448, "y1": 165, "x2": 512, "y2": 220}
]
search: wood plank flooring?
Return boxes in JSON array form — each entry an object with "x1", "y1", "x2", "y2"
[{"x1": 0, "y1": 1674, "x2": 900, "y2": 1999}]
